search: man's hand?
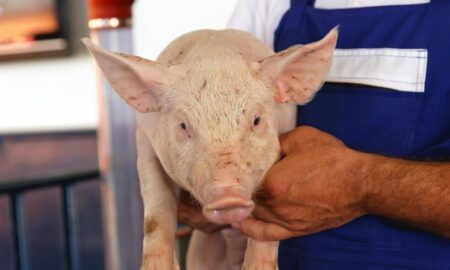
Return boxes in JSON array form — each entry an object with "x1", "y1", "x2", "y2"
[
  {"x1": 234, "y1": 126, "x2": 450, "y2": 241},
  {"x1": 177, "y1": 189, "x2": 228, "y2": 237},
  {"x1": 233, "y1": 126, "x2": 368, "y2": 241}
]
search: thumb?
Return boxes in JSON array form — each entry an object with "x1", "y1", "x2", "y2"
[
  {"x1": 279, "y1": 130, "x2": 300, "y2": 156},
  {"x1": 232, "y1": 218, "x2": 292, "y2": 241}
]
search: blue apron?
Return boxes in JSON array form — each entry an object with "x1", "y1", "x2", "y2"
[{"x1": 274, "y1": 0, "x2": 450, "y2": 269}]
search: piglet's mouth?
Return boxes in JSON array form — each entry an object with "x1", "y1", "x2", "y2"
[{"x1": 203, "y1": 197, "x2": 254, "y2": 224}]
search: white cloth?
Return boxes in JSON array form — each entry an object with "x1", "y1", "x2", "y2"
[
  {"x1": 315, "y1": 0, "x2": 430, "y2": 9},
  {"x1": 227, "y1": 0, "x2": 290, "y2": 49}
]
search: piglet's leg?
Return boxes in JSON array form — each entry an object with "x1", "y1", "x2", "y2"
[
  {"x1": 187, "y1": 230, "x2": 228, "y2": 270},
  {"x1": 187, "y1": 228, "x2": 246, "y2": 270},
  {"x1": 137, "y1": 128, "x2": 180, "y2": 270},
  {"x1": 242, "y1": 240, "x2": 279, "y2": 270}
]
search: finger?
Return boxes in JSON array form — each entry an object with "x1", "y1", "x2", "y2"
[
  {"x1": 279, "y1": 130, "x2": 299, "y2": 155},
  {"x1": 279, "y1": 126, "x2": 322, "y2": 155},
  {"x1": 176, "y1": 226, "x2": 193, "y2": 238},
  {"x1": 252, "y1": 204, "x2": 295, "y2": 232},
  {"x1": 233, "y1": 218, "x2": 293, "y2": 241},
  {"x1": 252, "y1": 204, "x2": 280, "y2": 224}
]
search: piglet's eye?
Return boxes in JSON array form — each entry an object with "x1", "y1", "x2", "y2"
[
  {"x1": 180, "y1": 122, "x2": 187, "y2": 130},
  {"x1": 253, "y1": 116, "x2": 261, "y2": 126}
]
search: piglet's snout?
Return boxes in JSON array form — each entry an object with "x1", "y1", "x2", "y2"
[{"x1": 202, "y1": 183, "x2": 254, "y2": 224}]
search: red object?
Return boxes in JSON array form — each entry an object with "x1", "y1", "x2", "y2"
[{"x1": 87, "y1": 0, "x2": 134, "y2": 20}]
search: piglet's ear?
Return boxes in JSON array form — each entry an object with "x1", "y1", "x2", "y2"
[
  {"x1": 82, "y1": 38, "x2": 179, "y2": 113},
  {"x1": 258, "y1": 27, "x2": 338, "y2": 104}
]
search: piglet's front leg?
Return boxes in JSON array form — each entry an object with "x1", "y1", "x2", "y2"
[
  {"x1": 242, "y1": 239, "x2": 279, "y2": 270},
  {"x1": 137, "y1": 128, "x2": 180, "y2": 270}
]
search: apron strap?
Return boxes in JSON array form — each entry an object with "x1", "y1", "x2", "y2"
[{"x1": 290, "y1": 0, "x2": 312, "y2": 7}]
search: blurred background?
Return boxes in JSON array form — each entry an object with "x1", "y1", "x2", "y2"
[{"x1": 0, "y1": 0, "x2": 239, "y2": 269}]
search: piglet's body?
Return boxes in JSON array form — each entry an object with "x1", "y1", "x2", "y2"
[{"x1": 83, "y1": 28, "x2": 337, "y2": 270}]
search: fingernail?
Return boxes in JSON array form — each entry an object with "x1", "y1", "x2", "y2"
[{"x1": 231, "y1": 223, "x2": 240, "y2": 229}]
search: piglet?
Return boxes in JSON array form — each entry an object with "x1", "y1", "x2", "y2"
[{"x1": 83, "y1": 27, "x2": 337, "y2": 270}]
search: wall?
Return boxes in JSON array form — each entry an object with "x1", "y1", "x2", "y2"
[
  {"x1": 0, "y1": 0, "x2": 239, "y2": 134},
  {"x1": 133, "y1": 0, "x2": 239, "y2": 59},
  {"x1": 0, "y1": 0, "x2": 96, "y2": 134}
]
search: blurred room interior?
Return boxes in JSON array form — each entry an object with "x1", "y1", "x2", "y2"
[{"x1": 0, "y1": 0, "x2": 238, "y2": 269}]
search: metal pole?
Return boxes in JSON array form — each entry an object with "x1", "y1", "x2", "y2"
[{"x1": 86, "y1": 1, "x2": 143, "y2": 270}]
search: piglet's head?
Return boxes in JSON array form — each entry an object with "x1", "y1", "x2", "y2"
[{"x1": 83, "y1": 28, "x2": 337, "y2": 224}]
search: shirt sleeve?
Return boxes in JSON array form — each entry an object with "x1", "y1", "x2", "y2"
[{"x1": 226, "y1": 0, "x2": 290, "y2": 49}]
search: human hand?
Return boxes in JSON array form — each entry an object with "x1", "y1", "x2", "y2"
[
  {"x1": 233, "y1": 126, "x2": 368, "y2": 241},
  {"x1": 177, "y1": 189, "x2": 228, "y2": 237}
]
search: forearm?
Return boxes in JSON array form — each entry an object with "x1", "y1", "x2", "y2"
[{"x1": 362, "y1": 153, "x2": 450, "y2": 237}]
